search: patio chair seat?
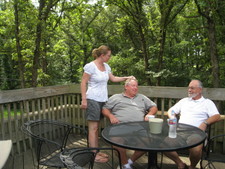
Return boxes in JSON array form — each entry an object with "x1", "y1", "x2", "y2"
[
  {"x1": 39, "y1": 152, "x2": 64, "y2": 168},
  {"x1": 39, "y1": 148, "x2": 95, "y2": 168},
  {"x1": 60, "y1": 148, "x2": 96, "y2": 168}
]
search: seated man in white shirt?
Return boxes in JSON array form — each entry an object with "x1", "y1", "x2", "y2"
[
  {"x1": 165, "y1": 80, "x2": 220, "y2": 169},
  {"x1": 102, "y1": 78, "x2": 158, "y2": 169}
]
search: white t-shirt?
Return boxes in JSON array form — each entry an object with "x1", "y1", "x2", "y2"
[
  {"x1": 84, "y1": 62, "x2": 111, "y2": 102},
  {"x1": 171, "y1": 96, "x2": 219, "y2": 127}
]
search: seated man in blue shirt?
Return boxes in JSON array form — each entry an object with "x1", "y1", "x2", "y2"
[
  {"x1": 102, "y1": 78, "x2": 158, "y2": 169},
  {"x1": 165, "y1": 80, "x2": 220, "y2": 169}
]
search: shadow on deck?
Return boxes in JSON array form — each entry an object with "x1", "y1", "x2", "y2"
[{"x1": 3, "y1": 138, "x2": 225, "y2": 169}]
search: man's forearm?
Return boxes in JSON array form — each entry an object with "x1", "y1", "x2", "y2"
[
  {"x1": 205, "y1": 114, "x2": 221, "y2": 125},
  {"x1": 144, "y1": 106, "x2": 158, "y2": 121},
  {"x1": 199, "y1": 114, "x2": 221, "y2": 131},
  {"x1": 102, "y1": 108, "x2": 112, "y2": 119},
  {"x1": 102, "y1": 108, "x2": 119, "y2": 124},
  {"x1": 147, "y1": 106, "x2": 158, "y2": 115}
]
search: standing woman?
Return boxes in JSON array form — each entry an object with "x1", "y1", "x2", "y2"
[{"x1": 81, "y1": 45, "x2": 132, "y2": 163}]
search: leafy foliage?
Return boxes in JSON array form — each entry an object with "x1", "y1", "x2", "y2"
[{"x1": 0, "y1": 0, "x2": 225, "y2": 89}]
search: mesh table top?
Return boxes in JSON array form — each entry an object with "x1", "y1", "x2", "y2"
[{"x1": 102, "y1": 121, "x2": 206, "y2": 152}]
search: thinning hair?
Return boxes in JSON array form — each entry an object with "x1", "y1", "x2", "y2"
[
  {"x1": 124, "y1": 77, "x2": 138, "y2": 86},
  {"x1": 191, "y1": 79, "x2": 203, "y2": 88}
]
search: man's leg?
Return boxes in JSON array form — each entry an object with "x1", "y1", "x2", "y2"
[
  {"x1": 130, "y1": 151, "x2": 146, "y2": 162},
  {"x1": 113, "y1": 146, "x2": 129, "y2": 165},
  {"x1": 164, "y1": 151, "x2": 186, "y2": 168},
  {"x1": 189, "y1": 144, "x2": 203, "y2": 169}
]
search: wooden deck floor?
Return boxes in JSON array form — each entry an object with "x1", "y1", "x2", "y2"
[{"x1": 3, "y1": 138, "x2": 225, "y2": 169}]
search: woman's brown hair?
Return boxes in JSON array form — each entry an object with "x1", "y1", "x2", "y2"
[{"x1": 92, "y1": 45, "x2": 111, "y2": 59}]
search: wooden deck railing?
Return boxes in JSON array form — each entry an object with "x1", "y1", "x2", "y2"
[{"x1": 0, "y1": 84, "x2": 225, "y2": 155}]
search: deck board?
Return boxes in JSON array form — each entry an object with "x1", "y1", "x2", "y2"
[{"x1": 3, "y1": 137, "x2": 225, "y2": 169}]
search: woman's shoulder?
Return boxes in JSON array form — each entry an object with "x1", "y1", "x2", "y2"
[
  {"x1": 84, "y1": 61, "x2": 95, "y2": 67},
  {"x1": 84, "y1": 61, "x2": 95, "y2": 74}
]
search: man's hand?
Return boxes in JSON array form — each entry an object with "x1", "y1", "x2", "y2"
[
  {"x1": 199, "y1": 114, "x2": 221, "y2": 131},
  {"x1": 199, "y1": 122, "x2": 207, "y2": 131},
  {"x1": 109, "y1": 114, "x2": 119, "y2": 124},
  {"x1": 144, "y1": 116, "x2": 149, "y2": 121}
]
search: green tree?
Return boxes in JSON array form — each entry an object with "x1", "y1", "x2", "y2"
[
  {"x1": 32, "y1": 0, "x2": 63, "y2": 87},
  {"x1": 194, "y1": 0, "x2": 220, "y2": 87},
  {"x1": 107, "y1": 0, "x2": 152, "y2": 85},
  {"x1": 154, "y1": 0, "x2": 189, "y2": 85}
]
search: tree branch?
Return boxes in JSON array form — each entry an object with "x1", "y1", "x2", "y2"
[
  {"x1": 194, "y1": 0, "x2": 210, "y2": 20},
  {"x1": 166, "y1": 0, "x2": 189, "y2": 27}
]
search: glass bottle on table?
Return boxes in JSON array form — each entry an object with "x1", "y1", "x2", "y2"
[{"x1": 168, "y1": 110, "x2": 177, "y2": 138}]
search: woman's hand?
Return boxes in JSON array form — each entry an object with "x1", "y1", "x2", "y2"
[
  {"x1": 81, "y1": 99, "x2": 87, "y2": 109},
  {"x1": 109, "y1": 74, "x2": 136, "y2": 82},
  {"x1": 126, "y1": 76, "x2": 136, "y2": 80}
]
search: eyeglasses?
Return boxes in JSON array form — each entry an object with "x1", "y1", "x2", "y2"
[{"x1": 188, "y1": 86, "x2": 200, "y2": 90}]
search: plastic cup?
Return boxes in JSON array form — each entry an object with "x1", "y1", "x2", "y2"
[
  {"x1": 147, "y1": 115, "x2": 155, "y2": 120},
  {"x1": 149, "y1": 118, "x2": 163, "y2": 134}
]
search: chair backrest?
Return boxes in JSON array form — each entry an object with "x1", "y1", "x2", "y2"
[{"x1": 21, "y1": 120, "x2": 88, "y2": 167}]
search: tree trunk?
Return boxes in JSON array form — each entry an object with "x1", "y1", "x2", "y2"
[
  {"x1": 42, "y1": 40, "x2": 48, "y2": 74},
  {"x1": 208, "y1": 18, "x2": 220, "y2": 88},
  {"x1": 32, "y1": 0, "x2": 45, "y2": 87},
  {"x1": 69, "y1": 49, "x2": 74, "y2": 82},
  {"x1": 82, "y1": 44, "x2": 89, "y2": 67},
  {"x1": 14, "y1": 0, "x2": 25, "y2": 88},
  {"x1": 138, "y1": 25, "x2": 151, "y2": 85},
  {"x1": 157, "y1": 28, "x2": 166, "y2": 86}
]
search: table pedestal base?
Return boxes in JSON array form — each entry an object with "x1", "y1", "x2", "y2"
[{"x1": 148, "y1": 151, "x2": 160, "y2": 169}]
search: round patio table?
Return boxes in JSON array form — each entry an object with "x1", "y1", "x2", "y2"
[{"x1": 102, "y1": 121, "x2": 206, "y2": 169}]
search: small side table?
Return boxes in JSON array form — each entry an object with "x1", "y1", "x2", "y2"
[{"x1": 0, "y1": 140, "x2": 12, "y2": 169}]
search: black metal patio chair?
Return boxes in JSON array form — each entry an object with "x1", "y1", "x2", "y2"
[
  {"x1": 200, "y1": 133, "x2": 225, "y2": 169},
  {"x1": 21, "y1": 119, "x2": 121, "y2": 169}
]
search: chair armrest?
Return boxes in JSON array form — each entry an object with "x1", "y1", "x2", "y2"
[{"x1": 209, "y1": 134, "x2": 225, "y2": 142}]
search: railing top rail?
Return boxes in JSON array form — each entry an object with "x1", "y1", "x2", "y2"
[
  {"x1": 0, "y1": 84, "x2": 225, "y2": 104},
  {"x1": 0, "y1": 84, "x2": 80, "y2": 104}
]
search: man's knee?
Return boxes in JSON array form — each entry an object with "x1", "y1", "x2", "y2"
[
  {"x1": 189, "y1": 144, "x2": 203, "y2": 154},
  {"x1": 113, "y1": 145, "x2": 126, "y2": 151}
]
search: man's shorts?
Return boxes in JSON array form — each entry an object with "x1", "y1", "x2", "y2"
[
  {"x1": 86, "y1": 99, "x2": 105, "y2": 121},
  {"x1": 179, "y1": 132, "x2": 203, "y2": 146}
]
